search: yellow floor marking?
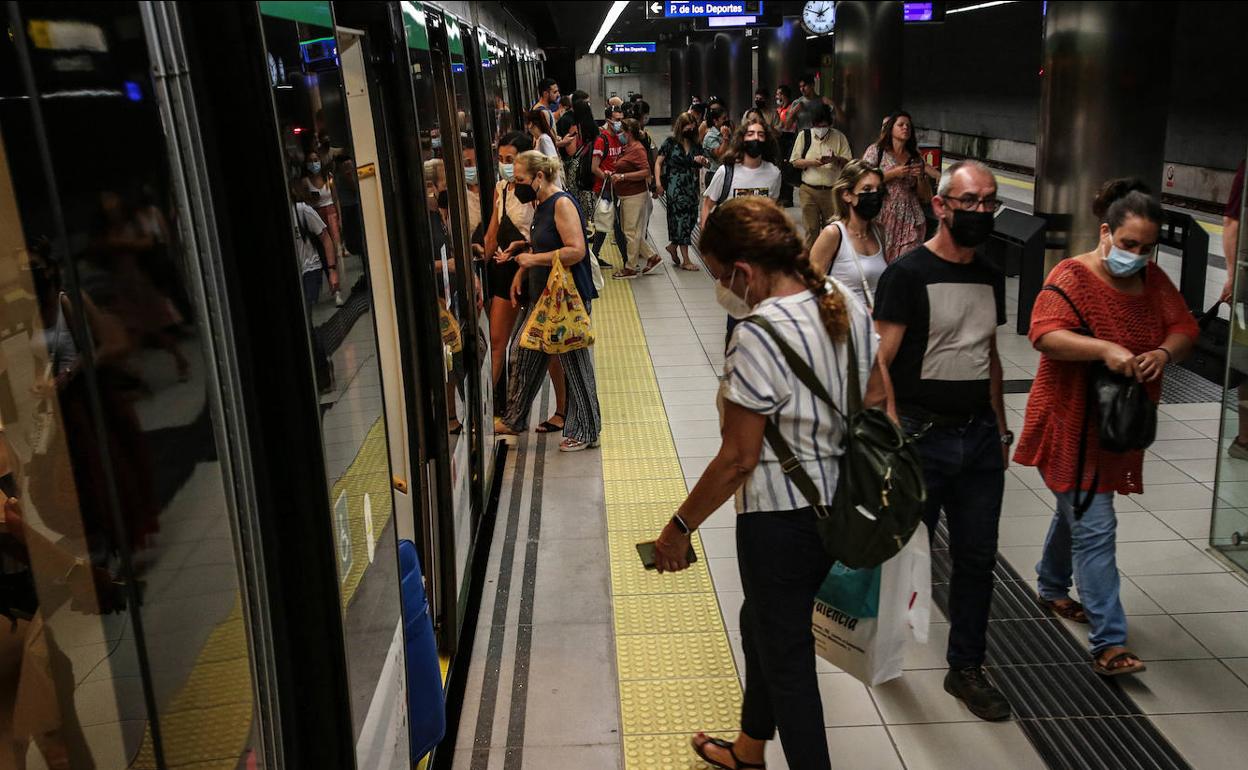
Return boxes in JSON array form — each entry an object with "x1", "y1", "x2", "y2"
[
  {"x1": 131, "y1": 418, "x2": 395, "y2": 767},
  {"x1": 593, "y1": 243, "x2": 741, "y2": 769}
]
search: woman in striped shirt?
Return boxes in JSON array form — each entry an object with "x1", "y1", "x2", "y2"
[{"x1": 651, "y1": 197, "x2": 890, "y2": 769}]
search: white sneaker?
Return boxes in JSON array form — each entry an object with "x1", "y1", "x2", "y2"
[{"x1": 334, "y1": 291, "x2": 345, "y2": 307}]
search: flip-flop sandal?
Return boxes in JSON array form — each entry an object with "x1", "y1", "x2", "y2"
[
  {"x1": 536, "y1": 412, "x2": 566, "y2": 434},
  {"x1": 1040, "y1": 597, "x2": 1089, "y2": 624},
  {"x1": 642, "y1": 255, "x2": 663, "y2": 274},
  {"x1": 692, "y1": 736, "x2": 765, "y2": 769},
  {"x1": 680, "y1": 262, "x2": 701, "y2": 271},
  {"x1": 558, "y1": 437, "x2": 600, "y2": 452},
  {"x1": 1093, "y1": 650, "x2": 1146, "y2": 677}
]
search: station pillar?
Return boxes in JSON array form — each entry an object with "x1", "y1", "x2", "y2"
[
  {"x1": 832, "y1": 1, "x2": 904, "y2": 157},
  {"x1": 1035, "y1": 1, "x2": 1176, "y2": 269}
]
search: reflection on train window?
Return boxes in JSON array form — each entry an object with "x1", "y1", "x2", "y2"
[
  {"x1": 260, "y1": 4, "x2": 408, "y2": 764},
  {"x1": 0, "y1": 3, "x2": 258, "y2": 767}
]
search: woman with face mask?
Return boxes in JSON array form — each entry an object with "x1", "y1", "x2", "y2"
[
  {"x1": 303, "y1": 150, "x2": 344, "y2": 305},
  {"x1": 650, "y1": 196, "x2": 889, "y2": 770},
  {"x1": 610, "y1": 118, "x2": 662, "y2": 279},
  {"x1": 810, "y1": 160, "x2": 889, "y2": 310},
  {"x1": 495, "y1": 151, "x2": 601, "y2": 452},
  {"x1": 655, "y1": 111, "x2": 710, "y2": 270},
  {"x1": 483, "y1": 131, "x2": 537, "y2": 412},
  {"x1": 863, "y1": 111, "x2": 941, "y2": 264},
  {"x1": 1014, "y1": 179, "x2": 1198, "y2": 678}
]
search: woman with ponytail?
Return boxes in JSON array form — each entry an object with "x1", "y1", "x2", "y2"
[{"x1": 650, "y1": 196, "x2": 890, "y2": 769}]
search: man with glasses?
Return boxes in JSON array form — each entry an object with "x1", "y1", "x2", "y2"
[{"x1": 872, "y1": 160, "x2": 1012, "y2": 722}]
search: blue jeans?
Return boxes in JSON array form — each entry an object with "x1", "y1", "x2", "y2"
[
  {"x1": 902, "y1": 412, "x2": 1005, "y2": 669},
  {"x1": 1036, "y1": 491, "x2": 1127, "y2": 655}
]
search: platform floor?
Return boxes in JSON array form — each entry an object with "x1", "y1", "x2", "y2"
[{"x1": 453, "y1": 169, "x2": 1248, "y2": 769}]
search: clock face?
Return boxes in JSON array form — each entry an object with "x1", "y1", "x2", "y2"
[{"x1": 802, "y1": 1, "x2": 836, "y2": 35}]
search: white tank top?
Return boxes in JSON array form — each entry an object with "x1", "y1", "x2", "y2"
[
  {"x1": 826, "y1": 220, "x2": 887, "y2": 310},
  {"x1": 305, "y1": 178, "x2": 334, "y2": 208}
]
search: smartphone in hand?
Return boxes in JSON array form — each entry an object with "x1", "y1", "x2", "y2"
[{"x1": 636, "y1": 540, "x2": 698, "y2": 570}]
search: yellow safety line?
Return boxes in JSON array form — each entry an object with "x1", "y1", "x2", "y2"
[
  {"x1": 593, "y1": 242, "x2": 742, "y2": 768},
  {"x1": 131, "y1": 417, "x2": 394, "y2": 767}
]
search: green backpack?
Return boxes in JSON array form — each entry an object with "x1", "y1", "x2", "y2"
[{"x1": 741, "y1": 314, "x2": 926, "y2": 569}]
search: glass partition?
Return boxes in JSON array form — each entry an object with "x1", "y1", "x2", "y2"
[
  {"x1": 0, "y1": 2, "x2": 261, "y2": 766},
  {"x1": 257, "y1": 4, "x2": 408, "y2": 765}
]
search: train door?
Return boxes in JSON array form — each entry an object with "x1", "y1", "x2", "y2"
[
  {"x1": 255, "y1": 3, "x2": 410, "y2": 767},
  {"x1": 401, "y1": 2, "x2": 481, "y2": 656},
  {"x1": 0, "y1": 1, "x2": 276, "y2": 768}
]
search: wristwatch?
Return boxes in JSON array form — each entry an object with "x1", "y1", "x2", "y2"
[
  {"x1": 670, "y1": 514, "x2": 691, "y2": 536},
  {"x1": 1000, "y1": 430, "x2": 1015, "y2": 447}
]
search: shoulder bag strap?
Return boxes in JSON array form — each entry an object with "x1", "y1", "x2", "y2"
[
  {"x1": 1040, "y1": 283, "x2": 1101, "y2": 516},
  {"x1": 717, "y1": 163, "x2": 737, "y2": 206}
]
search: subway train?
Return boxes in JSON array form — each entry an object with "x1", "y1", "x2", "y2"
[{"x1": 0, "y1": 1, "x2": 539, "y2": 768}]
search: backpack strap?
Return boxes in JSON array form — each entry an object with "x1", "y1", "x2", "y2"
[
  {"x1": 738, "y1": 310, "x2": 861, "y2": 518},
  {"x1": 801, "y1": 128, "x2": 813, "y2": 159},
  {"x1": 716, "y1": 163, "x2": 737, "y2": 205}
]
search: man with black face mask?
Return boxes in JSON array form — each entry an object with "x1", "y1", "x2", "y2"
[{"x1": 872, "y1": 160, "x2": 1012, "y2": 723}]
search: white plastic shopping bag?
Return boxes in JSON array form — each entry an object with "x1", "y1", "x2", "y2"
[{"x1": 811, "y1": 523, "x2": 932, "y2": 686}]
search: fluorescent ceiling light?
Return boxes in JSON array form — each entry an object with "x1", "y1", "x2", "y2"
[
  {"x1": 589, "y1": 1, "x2": 629, "y2": 54},
  {"x1": 947, "y1": 0, "x2": 1018, "y2": 14}
]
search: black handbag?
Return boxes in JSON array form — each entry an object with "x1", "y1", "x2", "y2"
[
  {"x1": 1042, "y1": 284, "x2": 1158, "y2": 516},
  {"x1": 1182, "y1": 301, "x2": 1248, "y2": 388},
  {"x1": 741, "y1": 314, "x2": 926, "y2": 569}
]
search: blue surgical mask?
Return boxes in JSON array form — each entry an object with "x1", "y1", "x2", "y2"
[
  {"x1": 612, "y1": 121, "x2": 622, "y2": 133},
  {"x1": 464, "y1": 166, "x2": 478, "y2": 185},
  {"x1": 499, "y1": 162, "x2": 514, "y2": 182},
  {"x1": 306, "y1": 161, "x2": 321, "y2": 174},
  {"x1": 619, "y1": 133, "x2": 629, "y2": 145},
  {"x1": 431, "y1": 137, "x2": 442, "y2": 149},
  {"x1": 1102, "y1": 231, "x2": 1149, "y2": 277}
]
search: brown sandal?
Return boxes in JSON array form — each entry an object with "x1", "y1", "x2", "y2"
[
  {"x1": 692, "y1": 736, "x2": 765, "y2": 769},
  {"x1": 1093, "y1": 648, "x2": 1146, "y2": 677},
  {"x1": 1040, "y1": 597, "x2": 1089, "y2": 624}
]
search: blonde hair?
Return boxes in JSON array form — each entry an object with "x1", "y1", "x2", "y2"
[
  {"x1": 831, "y1": 160, "x2": 885, "y2": 222},
  {"x1": 515, "y1": 150, "x2": 563, "y2": 186}
]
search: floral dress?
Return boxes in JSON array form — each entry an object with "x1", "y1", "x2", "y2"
[
  {"x1": 864, "y1": 144, "x2": 926, "y2": 263},
  {"x1": 658, "y1": 138, "x2": 704, "y2": 246}
]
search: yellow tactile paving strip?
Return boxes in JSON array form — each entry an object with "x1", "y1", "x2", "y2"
[
  {"x1": 594, "y1": 260, "x2": 743, "y2": 769},
  {"x1": 132, "y1": 417, "x2": 394, "y2": 767}
]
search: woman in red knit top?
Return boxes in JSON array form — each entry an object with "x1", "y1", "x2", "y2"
[{"x1": 1014, "y1": 179, "x2": 1198, "y2": 677}]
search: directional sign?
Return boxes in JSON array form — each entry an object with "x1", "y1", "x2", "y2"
[
  {"x1": 646, "y1": 1, "x2": 762, "y2": 18},
  {"x1": 604, "y1": 42, "x2": 657, "y2": 54}
]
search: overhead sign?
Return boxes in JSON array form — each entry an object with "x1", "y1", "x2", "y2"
[
  {"x1": 605, "y1": 63, "x2": 635, "y2": 75},
  {"x1": 646, "y1": 1, "x2": 762, "y2": 19},
  {"x1": 604, "y1": 42, "x2": 657, "y2": 54}
]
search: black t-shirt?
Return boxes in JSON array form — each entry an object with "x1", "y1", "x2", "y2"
[{"x1": 872, "y1": 245, "x2": 1006, "y2": 416}]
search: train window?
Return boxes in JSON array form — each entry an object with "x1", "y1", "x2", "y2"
[
  {"x1": 0, "y1": 2, "x2": 261, "y2": 767},
  {"x1": 258, "y1": 3, "x2": 409, "y2": 764}
]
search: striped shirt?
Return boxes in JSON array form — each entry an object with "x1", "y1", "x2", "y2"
[{"x1": 721, "y1": 278, "x2": 879, "y2": 514}]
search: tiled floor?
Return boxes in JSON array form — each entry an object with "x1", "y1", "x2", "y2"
[{"x1": 455, "y1": 156, "x2": 1248, "y2": 768}]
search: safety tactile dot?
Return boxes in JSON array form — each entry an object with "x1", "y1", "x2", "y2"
[
  {"x1": 615, "y1": 593, "x2": 727, "y2": 636},
  {"x1": 619, "y1": 677, "x2": 743, "y2": 734},
  {"x1": 605, "y1": 503, "x2": 678, "y2": 531},
  {"x1": 616, "y1": 632, "x2": 739, "y2": 682},
  {"x1": 605, "y1": 478, "x2": 690, "y2": 506},
  {"x1": 623, "y1": 732, "x2": 737, "y2": 770},
  {"x1": 602, "y1": 457, "x2": 688, "y2": 481}
]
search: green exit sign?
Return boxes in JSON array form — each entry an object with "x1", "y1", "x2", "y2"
[{"x1": 605, "y1": 64, "x2": 635, "y2": 75}]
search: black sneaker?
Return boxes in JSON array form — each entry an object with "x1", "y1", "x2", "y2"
[{"x1": 944, "y1": 667, "x2": 1011, "y2": 721}]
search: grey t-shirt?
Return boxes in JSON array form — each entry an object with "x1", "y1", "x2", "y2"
[{"x1": 792, "y1": 96, "x2": 815, "y2": 130}]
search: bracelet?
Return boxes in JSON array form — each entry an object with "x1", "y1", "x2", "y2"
[
  {"x1": 670, "y1": 514, "x2": 691, "y2": 535},
  {"x1": 1157, "y1": 347, "x2": 1172, "y2": 363}
]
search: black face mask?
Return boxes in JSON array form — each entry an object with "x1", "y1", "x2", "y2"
[
  {"x1": 946, "y1": 209, "x2": 995, "y2": 248},
  {"x1": 852, "y1": 190, "x2": 884, "y2": 220},
  {"x1": 682, "y1": 128, "x2": 697, "y2": 140},
  {"x1": 513, "y1": 181, "x2": 538, "y2": 204},
  {"x1": 743, "y1": 140, "x2": 764, "y2": 158},
  {"x1": 754, "y1": 98, "x2": 766, "y2": 109}
]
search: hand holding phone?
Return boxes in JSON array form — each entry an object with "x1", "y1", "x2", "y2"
[{"x1": 637, "y1": 540, "x2": 697, "y2": 571}]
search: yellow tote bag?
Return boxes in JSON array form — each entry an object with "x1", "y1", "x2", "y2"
[{"x1": 518, "y1": 258, "x2": 594, "y2": 354}]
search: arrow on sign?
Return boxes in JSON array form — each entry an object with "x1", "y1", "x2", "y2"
[{"x1": 650, "y1": 2, "x2": 662, "y2": 13}]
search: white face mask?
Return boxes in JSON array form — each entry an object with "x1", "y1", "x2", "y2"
[
  {"x1": 715, "y1": 268, "x2": 754, "y2": 319},
  {"x1": 812, "y1": 126, "x2": 830, "y2": 140}
]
